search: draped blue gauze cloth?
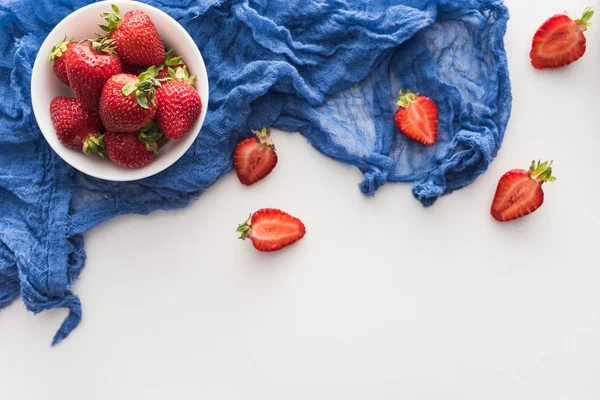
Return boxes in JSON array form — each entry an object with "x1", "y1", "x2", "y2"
[{"x1": 0, "y1": 0, "x2": 511, "y2": 344}]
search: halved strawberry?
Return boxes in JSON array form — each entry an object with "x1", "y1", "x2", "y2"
[
  {"x1": 394, "y1": 90, "x2": 439, "y2": 146},
  {"x1": 530, "y1": 8, "x2": 594, "y2": 69},
  {"x1": 237, "y1": 209, "x2": 306, "y2": 252},
  {"x1": 491, "y1": 160, "x2": 556, "y2": 222},
  {"x1": 233, "y1": 127, "x2": 278, "y2": 185}
]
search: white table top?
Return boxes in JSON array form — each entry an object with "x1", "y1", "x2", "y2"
[{"x1": 1, "y1": 0, "x2": 599, "y2": 398}]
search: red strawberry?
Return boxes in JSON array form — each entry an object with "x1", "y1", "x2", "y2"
[
  {"x1": 49, "y1": 96, "x2": 104, "y2": 154},
  {"x1": 233, "y1": 127, "x2": 278, "y2": 185},
  {"x1": 48, "y1": 37, "x2": 75, "y2": 86},
  {"x1": 491, "y1": 160, "x2": 556, "y2": 222},
  {"x1": 394, "y1": 90, "x2": 439, "y2": 146},
  {"x1": 237, "y1": 209, "x2": 306, "y2": 252},
  {"x1": 156, "y1": 49, "x2": 185, "y2": 79},
  {"x1": 65, "y1": 40, "x2": 122, "y2": 112},
  {"x1": 104, "y1": 123, "x2": 162, "y2": 169},
  {"x1": 530, "y1": 8, "x2": 594, "y2": 69},
  {"x1": 99, "y1": 5, "x2": 165, "y2": 67},
  {"x1": 99, "y1": 69, "x2": 160, "y2": 133},
  {"x1": 155, "y1": 67, "x2": 202, "y2": 140}
]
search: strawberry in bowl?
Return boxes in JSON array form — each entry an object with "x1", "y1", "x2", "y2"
[{"x1": 31, "y1": 1, "x2": 208, "y2": 181}]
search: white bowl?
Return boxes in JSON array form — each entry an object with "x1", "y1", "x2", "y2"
[{"x1": 31, "y1": 0, "x2": 209, "y2": 181}]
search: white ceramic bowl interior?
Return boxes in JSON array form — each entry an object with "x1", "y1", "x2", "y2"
[{"x1": 31, "y1": 0, "x2": 209, "y2": 181}]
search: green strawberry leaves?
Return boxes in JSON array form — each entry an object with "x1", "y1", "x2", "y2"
[
  {"x1": 396, "y1": 90, "x2": 417, "y2": 108},
  {"x1": 167, "y1": 66, "x2": 197, "y2": 85},
  {"x1": 100, "y1": 4, "x2": 122, "y2": 33},
  {"x1": 138, "y1": 121, "x2": 163, "y2": 154},
  {"x1": 48, "y1": 36, "x2": 72, "y2": 67},
  {"x1": 82, "y1": 134, "x2": 105, "y2": 156},
  {"x1": 121, "y1": 66, "x2": 162, "y2": 109},
  {"x1": 529, "y1": 160, "x2": 557, "y2": 183}
]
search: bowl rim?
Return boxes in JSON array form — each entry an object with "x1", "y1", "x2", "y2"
[{"x1": 30, "y1": 0, "x2": 209, "y2": 182}]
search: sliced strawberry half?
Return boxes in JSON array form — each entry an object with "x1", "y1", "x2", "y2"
[
  {"x1": 491, "y1": 160, "x2": 556, "y2": 222},
  {"x1": 237, "y1": 208, "x2": 306, "y2": 252},
  {"x1": 530, "y1": 8, "x2": 594, "y2": 69},
  {"x1": 233, "y1": 127, "x2": 278, "y2": 185},
  {"x1": 394, "y1": 90, "x2": 439, "y2": 146}
]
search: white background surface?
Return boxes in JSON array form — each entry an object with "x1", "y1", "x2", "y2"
[{"x1": 1, "y1": 0, "x2": 599, "y2": 398}]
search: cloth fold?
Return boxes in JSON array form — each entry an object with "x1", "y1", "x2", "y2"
[{"x1": 0, "y1": 0, "x2": 511, "y2": 344}]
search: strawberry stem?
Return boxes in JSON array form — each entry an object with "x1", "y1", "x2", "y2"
[
  {"x1": 48, "y1": 36, "x2": 72, "y2": 67},
  {"x1": 396, "y1": 90, "x2": 417, "y2": 108},
  {"x1": 138, "y1": 121, "x2": 163, "y2": 154},
  {"x1": 121, "y1": 66, "x2": 162, "y2": 109},
  {"x1": 236, "y1": 215, "x2": 253, "y2": 240},
  {"x1": 167, "y1": 66, "x2": 196, "y2": 85},
  {"x1": 163, "y1": 49, "x2": 183, "y2": 67},
  {"x1": 578, "y1": 7, "x2": 594, "y2": 30},
  {"x1": 82, "y1": 133, "x2": 105, "y2": 156},
  {"x1": 86, "y1": 36, "x2": 117, "y2": 54},
  {"x1": 99, "y1": 4, "x2": 122, "y2": 34},
  {"x1": 529, "y1": 160, "x2": 557, "y2": 183},
  {"x1": 251, "y1": 127, "x2": 275, "y2": 149}
]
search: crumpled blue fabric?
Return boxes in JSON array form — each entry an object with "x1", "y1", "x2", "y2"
[{"x1": 0, "y1": 0, "x2": 511, "y2": 344}]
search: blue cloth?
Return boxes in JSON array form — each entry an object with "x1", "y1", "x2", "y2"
[{"x1": 0, "y1": 0, "x2": 511, "y2": 344}]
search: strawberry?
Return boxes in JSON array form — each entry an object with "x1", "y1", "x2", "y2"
[
  {"x1": 394, "y1": 90, "x2": 439, "y2": 146},
  {"x1": 65, "y1": 40, "x2": 122, "y2": 112},
  {"x1": 99, "y1": 5, "x2": 165, "y2": 67},
  {"x1": 156, "y1": 49, "x2": 185, "y2": 79},
  {"x1": 233, "y1": 127, "x2": 278, "y2": 185},
  {"x1": 155, "y1": 67, "x2": 202, "y2": 140},
  {"x1": 48, "y1": 37, "x2": 75, "y2": 86},
  {"x1": 237, "y1": 209, "x2": 306, "y2": 252},
  {"x1": 530, "y1": 8, "x2": 594, "y2": 69},
  {"x1": 491, "y1": 160, "x2": 556, "y2": 222},
  {"x1": 104, "y1": 123, "x2": 162, "y2": 169},
  {"x1": 99, "y1": 68, "x2": 160, "y2": 133},
  {"x1": 49, "y1": 96, "x2": 104, "y2": 154}
]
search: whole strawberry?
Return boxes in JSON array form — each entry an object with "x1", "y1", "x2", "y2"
[
  {"x1": 99, "y1": 68, "x2": 160, "y2": 133},
  {"x1": 65, "y1": 40, "x2": 122, "y2": 112},
  {"x1": 491, "y1": 160, "x2": 556, "y2": 222},
  {"x1": 156, "y1": 67, "x2": 202, "y2": 140},
  {"x1": 48, "y1": 37, "x2": 75, "y2": 86},
  {"x1": 530, "y1": 8, "x2": 594, "y2": 69},
  {"x1": 104, "y1": 123, "x2": 162, "y2": 169},
  {"x1": 156, "y1": 49, "x2": 186, "y2": 79},
  {"x1": 50, "y1": 97, "x2": 104, "y2": 154},
  {"x1": 99, "y1": 5, "x2": 165, "y2": 67}
]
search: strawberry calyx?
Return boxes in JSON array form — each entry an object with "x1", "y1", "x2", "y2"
[
  {"x1": 122, "y1": 66, "x2": 162, "y2": 109},
  {"x1": 166, "y1": 66, "x2": 196, "y2": 85},
  {"x1": 236, "y1": 214, "x2": 253, "y2": 240},
  {"x1": 528, "y1": 160, "x2": 557, "y2": 183},
  {"x1": 396, "y1": 90, "x2": 417, "y2": 108},
  {"x1": 81, "y1": 35, "x2": 117, "y2": 55},
  {"x1": 138, "y1": 121, "x2": 163, "y2": 155},
  {"x1": 48, "y1": 36, "x2": 72, "y2": 67},
  {"x1": 576, "y1": 7, "x2": 594, "y2": 30},
  {"x1": 82, "y1": 133, "x2": 105, "y2": 156},
  {"x1": 99, "y1": 4, "x2": 122, "y2": 34},
  {"x1": 163, "y1": 49, "x2": 183, "y2": 68},
  {"x1": 251, "y1": 126, "x2": 275, "y2": 149}
]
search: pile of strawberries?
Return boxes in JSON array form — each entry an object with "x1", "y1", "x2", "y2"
[{"x1": 48, "y1": 5, "x2": 202, "y2": 168}]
